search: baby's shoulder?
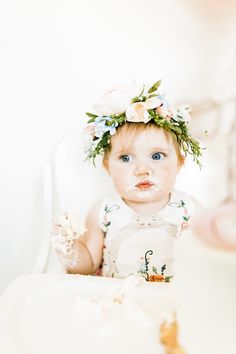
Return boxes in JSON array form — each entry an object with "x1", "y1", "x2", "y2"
[
  {"x1": 98, "y1": 195, "x2": 124, "y2": 219},
  {"x1": 85, "y1": 199, "x2": 104, "y2": 226},
  {"x1": 87, "y1": 195, "x2": 121, "y2": 222},
  {"x1": 97, "y1": 195, "x2": 128, "y2": 233},
  {"x1": 171, "y1": 189, "x2": 203, "y2": 214},
  {"x1": 100, "y1": 195, "x2": 121, "y2": 208}
]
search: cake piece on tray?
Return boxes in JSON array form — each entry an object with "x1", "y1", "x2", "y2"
[{"x1": 160, "y1": 321, "x2": 186, "y2": 354}]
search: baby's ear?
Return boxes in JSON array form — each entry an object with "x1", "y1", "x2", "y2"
[
  {"x1": 178, "y1": 155, "x2": 185, "y2": 169},
  {"x1": 103, "y1": 158, "x2": 110, "y2": 173}
]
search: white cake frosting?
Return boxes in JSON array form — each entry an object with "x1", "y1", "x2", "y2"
[
  {"x1": 174, "y1": 231, "x2": 236, "y2": 354},
  {"x1": 0, "y1": 274, "x2": 175, "y2": 354}
]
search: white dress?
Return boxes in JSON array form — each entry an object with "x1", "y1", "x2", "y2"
[{"x1": 99, "y1": 190, "x2": 196, "y2": 281}]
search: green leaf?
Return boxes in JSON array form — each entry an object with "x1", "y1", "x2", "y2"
[
  {"x1": 164, "y1": 276, "x2": 173, "y2": 283},
  {"x1": 86, "y1": 112, "x2": 98, "y2": 119},
  {"x1": 131, "y1": 96, "x2": 142, "y2": 104},
  {"x1": 147, "y1": 109, "x2": 155, "y2": 117},
  {"x1": 87, "y1": 117, "x2": 96, "y2": 123},
  {"x1": 152, "y1": 266, "x2": 158, "y2": 274},
  {"x1": 138, "y1": 84, "x2": 145, "y2": 97},
  {"x1": 148, "y1": 80, "x2": 161, "y2": 94}
]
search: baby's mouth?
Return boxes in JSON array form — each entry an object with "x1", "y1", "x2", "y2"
[{"x1": 135, "y1": 181, "x2": 154, "y2": 190}]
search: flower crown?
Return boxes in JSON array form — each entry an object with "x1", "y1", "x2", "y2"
[{"x1": 84, "y1": 80, "x2": 202, "y2": 166}]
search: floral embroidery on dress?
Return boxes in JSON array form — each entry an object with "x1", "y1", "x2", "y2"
[
  {"x1": 169, "y1": 199, "x2": 191, "y2": 231},
  {"x1": 102, "y1": 203, "x2": 120, "y2": 235},
  {"x1": 102, "y1": 217, "x2": 177, "y2": 278},
  {"x1": 137, "y1": 250, "x2": 173, "y2": 282},
  {"x1": 100, "y1": 192, "x2": 195, "y2": 279}
]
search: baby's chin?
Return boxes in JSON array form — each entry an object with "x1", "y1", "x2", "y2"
[{"x1": 123, "y1": 189, "x2": 163, "y2": 203}]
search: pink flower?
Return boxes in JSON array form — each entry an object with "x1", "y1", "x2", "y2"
[
  {"x1": 126, "y1": 97, "x2": 162, "y2": 123},
  {"x1": 156, "y1": 105, "x2": 173, "y2": 120},
  {"x1": 181, "y1": 221, "x2": 189, "y2": 231},
  {"x1": 93, "y1": 82, "x2": 143, "y2": 115},
  {"x1": 192, "y1": 202, "x2": 236, "y2": 252},
  {"x1": 84, "y1": 124, "x2": 95, "y2": 139}
]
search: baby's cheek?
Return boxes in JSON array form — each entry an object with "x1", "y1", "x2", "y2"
[
  {"x1": 156, "y1": 170, "x2": 175, "y2": 189},
  {"x1": 155, "y1": 168, "x2": 168, "y2": 180}
]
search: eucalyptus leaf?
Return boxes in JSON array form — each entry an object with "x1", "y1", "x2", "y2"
[
  {"x1": 138, "y1": 84, "x2": 145, "y2": 97},
  {"x1": 148, "y1": 94, "x2": 158, "y2": 99},
  {"x1": 148, "y1": 80, "x2": 161, "y2": 94},
  {"x1": 86, "y1": 112, "x2": 98, "y2": 119},
  {"x1": 88, "y1": 118, "x2": 96, "y2": 124},
  {"x1": 131, "y1": 96, "x2": 142, "y2": 104}
]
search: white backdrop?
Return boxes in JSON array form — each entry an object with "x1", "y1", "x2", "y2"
[{"x1": 0, "y1": 0, "x2": 236, "y2": 293}]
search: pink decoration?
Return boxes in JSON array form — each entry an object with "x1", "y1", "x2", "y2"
[{"x1": 193, "y1": 202, "x2": 236, "y2": 252}]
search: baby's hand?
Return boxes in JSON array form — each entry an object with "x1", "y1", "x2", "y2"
[
  {"x1": 51, "y1": 213, "x2": 86, "y2": 256},
  {"x1": 51, "y1": 213, "x2": 79, "y2": 239}
]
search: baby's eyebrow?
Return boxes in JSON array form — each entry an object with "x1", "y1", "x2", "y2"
[
  {"x1": 113, "y1": 148, "x2": 130, "y2": 155},
  {"x1": 113, "y1": 146, "x2": 172, "y2": 155},
  {"x1": 150, "y1": 146, "x2": 172, "y2": 152}
]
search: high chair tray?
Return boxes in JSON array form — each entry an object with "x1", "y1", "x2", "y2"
[{"x1": 0, "y1": 274, "x2": 174, "y2": 354}]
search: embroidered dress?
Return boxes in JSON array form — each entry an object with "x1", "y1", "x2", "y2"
[{"x1": 99, "y1": 190, "x2": 196, "y2": 281}]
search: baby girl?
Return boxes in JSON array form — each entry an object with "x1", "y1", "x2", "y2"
[{"x1": 51, "y1": 80, "x2": 202, "y2": 282}]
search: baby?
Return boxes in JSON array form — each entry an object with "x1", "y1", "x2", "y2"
[{"x1": 51, "y1": 80, "x2": 202, "y2": 281}]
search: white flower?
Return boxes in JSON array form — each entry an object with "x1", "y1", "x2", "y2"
[
  {"x1": 93, "y1": 81, "x2": 143, "y2": 115},
  {"x1": 84, "y1": 134, "x2": 94, "y2": 155},
  {"x1": 126, "y1": 96, "x2": 162, "y2": 123}
]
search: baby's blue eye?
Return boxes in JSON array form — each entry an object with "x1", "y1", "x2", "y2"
[
  {"x1": 151, "y1": 152, "x2": 165, "y2": 160},
  {"x1": 119, "y1": 154, "x2": 132, "y2": 163}
]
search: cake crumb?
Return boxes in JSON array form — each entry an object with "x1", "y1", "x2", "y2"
[{"x1": 160, "y1": 321, "x2": 186, "y2": 354}]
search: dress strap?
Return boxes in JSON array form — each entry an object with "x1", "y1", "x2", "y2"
[{"x1": 98, "y1": 197, "x2": 121, "y2": 234}]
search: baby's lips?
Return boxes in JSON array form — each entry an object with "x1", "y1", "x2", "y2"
[{"x1": 136, "y1": 181, "x2": 154, "y2": 189}]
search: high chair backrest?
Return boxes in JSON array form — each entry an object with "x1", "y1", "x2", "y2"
[
  {"x1": 52, "y1": 130, "x2": 115, "y2": 221},
  {"x1": 34, "y1": 130, "x2": 116, "y2": 273}
]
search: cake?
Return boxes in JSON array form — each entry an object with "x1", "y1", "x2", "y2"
[
  {"x1": 173, "y1": 201, "x2": 236, "y2": 354},
  {"x1": 0, "y1": 273, "x2": 181, "y2": 354}
]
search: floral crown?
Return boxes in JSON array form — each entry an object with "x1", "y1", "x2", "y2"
[{"x1": 84, "y1": 80, "x2": 202, "y2": 166}]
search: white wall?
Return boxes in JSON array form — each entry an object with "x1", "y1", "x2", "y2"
[{"x1": 0, "y1": 0, "x2": 236, "y2": 293}]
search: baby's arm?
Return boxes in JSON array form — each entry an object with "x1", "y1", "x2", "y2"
[{"x1": 51, "y1": 201, "x2": 104, "y2": 274}]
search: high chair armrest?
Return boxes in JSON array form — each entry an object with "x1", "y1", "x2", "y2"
[{"x1": 32, "y1": 162, "x2": 53, "y2": 273}]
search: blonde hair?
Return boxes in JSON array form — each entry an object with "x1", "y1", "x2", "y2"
[{"x1": 103, "y1": 122, "x2": 185, "y2": 167}]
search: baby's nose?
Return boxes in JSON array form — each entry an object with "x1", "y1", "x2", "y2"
[{"x1": 134, "y1": 163, "x2": 152, "y2": 177}]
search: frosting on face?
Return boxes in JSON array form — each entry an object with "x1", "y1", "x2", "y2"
[{"x1": 106, "y1": 128, "x2": 180, "y2": 214}]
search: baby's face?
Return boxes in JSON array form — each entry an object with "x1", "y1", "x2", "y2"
[{"x1": 105, "y1": 127, "x2": 181, "y2": 209}]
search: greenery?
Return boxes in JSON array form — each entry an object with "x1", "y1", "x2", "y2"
[{"x1": 85, "y1": 80, "x2": 202, "y2": 166}]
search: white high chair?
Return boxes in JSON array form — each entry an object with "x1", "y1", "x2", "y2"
[
  {"x1": 0, "y1": 131, "x2": 126, "y2": 354},
  {"x1": 33, "y1": 130, "x2": 116, "y2": 274}
]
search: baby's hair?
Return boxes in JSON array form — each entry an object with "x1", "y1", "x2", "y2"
[{"x1": 103, "y1": 122, "x2": 185, "y2": 167}]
